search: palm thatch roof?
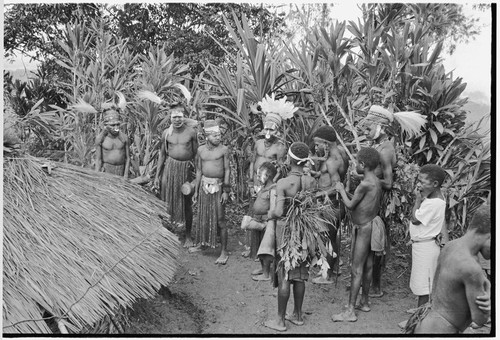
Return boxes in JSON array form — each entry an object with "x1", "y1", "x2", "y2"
[{"x1": 3, "y1": 155, "x2": 179, "y2": 334}]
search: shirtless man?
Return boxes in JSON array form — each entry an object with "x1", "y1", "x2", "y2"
[
  {"x1": 332, "y1": 147, "x2": 384, "y2": 322},
  {"x1": 154, "y1": 105, "x2": 198, "y2": 247},
  {"x1": 95, "y1": 109, "x2": 130, "y2": 178},
  {"x1": 310, "y1": 125, "x2": 349, "y2": 284},
  {"x1": 410, "y1": 205, "x2": 491, "y2": 334},
  {"x1": 264, "y1": 142, "x2": 318, "y2": 331},
  {"x1": 245, "y1": 112, "x2": 287, "y2": 259},
  {"x1": 192, "y1": 120, "x2": 231, "y2": 264},
  {"x1": 358, "y1": 106, "x2": 397, "y2": 298}
]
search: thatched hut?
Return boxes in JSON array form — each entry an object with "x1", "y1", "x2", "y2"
[{"x1": 3, "y1": 145, "x2": 180, "y2": 333}]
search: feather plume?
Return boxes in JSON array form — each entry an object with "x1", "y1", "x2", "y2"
[
  {"x1": 173, "y1": 84, "x2": 192, "y2": 103},
  {"x1": 137, "y1": 90, "x2": 164, "y2": 105},
  {"x1": 71, "y1": 99, "x2": 98, "y2": 114},
  {"x1": 116, "y1": 91, "x2": 127, "y2": 111},
  {"x1": 393, "y1": 111, "x2": 427, "y2": 137},
  {"x1": 101, "y1": 102, "x2": 115, "y2": 110},
  {"x1": 258, "y1": 93, "x2": 298, "y2": 120}
]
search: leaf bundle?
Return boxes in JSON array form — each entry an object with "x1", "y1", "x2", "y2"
[{"x1": 277, "y1": 191, "x2": 338, "y2": 279}]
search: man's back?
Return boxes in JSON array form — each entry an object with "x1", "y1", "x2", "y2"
[{"x1": 417, "y1": 238, "x2": 489, "y2": 333}]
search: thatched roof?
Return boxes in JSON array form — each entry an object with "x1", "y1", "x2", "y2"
[{"x1": 3, "y1": 156, "x2": 179, "y2": 333}]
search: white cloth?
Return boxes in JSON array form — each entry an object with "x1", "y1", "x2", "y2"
[
  {"x1": 409, "y1": 197, "x2": 445, "y2": 296},
  {"x1": 409, "y1": 197, "x2": 446, "y2": 241},
  {"x1": 410, "y1": 240, "x2": 440, "y2": 295}
]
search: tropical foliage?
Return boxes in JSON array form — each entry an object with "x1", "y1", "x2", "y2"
[{"x1": 5, "y1": 4, "x2": 490, "y2": 243}]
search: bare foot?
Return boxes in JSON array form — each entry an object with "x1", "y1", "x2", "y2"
[
  {"x1": 183, "y1": 237, "x2": 194, "y2": 248},
  {"x1": 355, "y1": 304, "x2": 371, "y2": 312},
  {"x1": 264, "y1": 319, "x2": 286, "y2": 332},
  {"x1": 312, "y1": 276, "x2": 335, "y2": 285},
  {"x1": 188, "y1": 245, "x2": 202, "y2": 253},
  {"x1": 252, "y1": 274, "x2": 270, "y2": 281},
  {"x1": 332, "y1": 310, "x2": 357, "y2": 322},
  {"x1": 215, "y1": 251, "x2": 229, "y2": 265},
  {"x1": 368, "y1": 290, "x2": 384, "y2": 298},
  {"x1": 251, "y1": 268, "x2": 263, "y2": 275},
  {"x1": 285, "y1": 313, "x2": 304, "y2": 326},
  {"x1": 241, "y1": 249, "x2": 250, "y2": 258}
]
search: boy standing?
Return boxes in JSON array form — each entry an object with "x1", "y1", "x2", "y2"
[
  {"x1": 332, "y1": 147, "x2": 384, "y2": 322},
  {"x1": 192, "y1": 120, "x2": 231, "y2": 264},
  {"x1": 409, "y1": 164, "x2": 447, "y2": 307},
  {"x1": 95, "y1": 109, "x2": 130, "y2": 178}
]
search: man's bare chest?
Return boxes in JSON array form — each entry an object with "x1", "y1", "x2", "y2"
[{"x1": 102, "y1": 136, "x2": 124, "y2": 150}]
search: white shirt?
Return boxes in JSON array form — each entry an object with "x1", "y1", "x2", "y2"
[{"x1": 409, "y1": 197, "x2": 446, "y2": 241}]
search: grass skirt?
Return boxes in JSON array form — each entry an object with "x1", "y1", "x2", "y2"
[
  {"x1": 404, "y1": 302, "x2": 431, "y2": 334},
  {"x1": 194, "y1": 188, "x2": 222, "y2": 248},
  {"x1": 160, "y1": 158, "x2": 193, "y2": 224},
  {"x1": 103, "y1": 163, "x2": 125, "y2": 176}
]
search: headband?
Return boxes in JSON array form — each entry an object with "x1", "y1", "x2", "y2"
[
  {"x1": 288, "y1": 148, "x2": 315, "y2": 166},
  {"x1": 204, "y1": 126, "x2": 220, "y2": 134}
]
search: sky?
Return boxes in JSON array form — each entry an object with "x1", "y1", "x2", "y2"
[{"x1": 4, "y1": 2, "x2": 493, "y2": 103}]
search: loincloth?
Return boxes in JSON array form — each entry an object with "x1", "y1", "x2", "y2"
[
  {"x1": 410, "y1": 240, "x2": 440, "y2": 296},
  {"x1": 353, "y1": 216, "x2": 386, "y2": 255},
  {"x1": 406, "y1": 304, "x2": 459, "y2": 334},
  {"x1": 161, "y1": 158, "x2": 193, "y2": 224},
  {"x1": 194, "y1": 176, "x2": 224, "y2": 248},
  {"x1": 103, "y1": 163, "x2": 125, "y2": 176}
]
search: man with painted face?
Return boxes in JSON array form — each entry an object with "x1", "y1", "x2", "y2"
[
  {"x1": 95, "y1": 109, "x2": 130, "y2": 178},
  {"x1": 407, "y1": 204, "x2": 491, "y2": 334},
  {"x1": 310, "y1": 125, "x2": 349, "y2": 284},
  {"x1": 357, "y1": 105, "x2": 398, "y2": 298},
  {"x1": 245, "y1": 112, "x2": 287, "y2": 259},
  {"x1": 154, "y1": 104, "x2": 198, "y2": 248}
]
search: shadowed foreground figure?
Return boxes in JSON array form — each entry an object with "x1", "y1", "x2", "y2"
[{"x1": 406, "y1": 205, "x2": 491, "y2": 334}]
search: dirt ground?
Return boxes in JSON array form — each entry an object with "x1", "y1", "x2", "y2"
[{"x1": 124, "y1": 202, "x2": 491, "y2": 336}]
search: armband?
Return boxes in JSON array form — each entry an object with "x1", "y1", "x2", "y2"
[{"x1": 222, "y1": 183, "x2": 231, "y2": 193}]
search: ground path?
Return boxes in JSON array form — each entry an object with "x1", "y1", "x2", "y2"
[{"x1": 125, "y1": 203, "x2": 491, "y2": 335}]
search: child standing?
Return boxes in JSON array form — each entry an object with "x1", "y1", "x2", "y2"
[
  {"x1": 192, "y1": 120, "x2": 231, "y2": 264},
  {"x1": 409, "y1": 164, "x2": 447, "y2": 307},
  {"x1": 332, "y1": 147, "x2": 384, "y2": 322},
  {"x1": 241, "y1": 162, "x2": 277, "y2": 281}
]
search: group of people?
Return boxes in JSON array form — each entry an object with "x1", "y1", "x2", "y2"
[{"x1": 94, "y1": 97, "x2": 491, "y2": 334}]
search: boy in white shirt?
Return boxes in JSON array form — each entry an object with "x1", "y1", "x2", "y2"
[{"x1": 409, "y1": 164, "x2": 447, "y2": 307}]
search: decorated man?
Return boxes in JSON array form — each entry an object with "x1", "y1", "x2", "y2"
[
  {"x1": 154, "y1": 104, "x2": 198, "y2": 247},
  {"x1": 244, "y1": 94, "x2": 297, "y2": 261},
  {"x1": 357, "y1": 105, "x2": 427, "y2": 298},
  {"x1": 95, "y1": 109, "x2": 130, "y2": 178}
]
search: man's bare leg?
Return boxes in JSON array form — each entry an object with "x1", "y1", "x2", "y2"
[
  {"x1": 357, "y1": 251, "x2": 374, "y2": 311},
  {"x1": 183, "y1": 196, "x2": 194, "y2": 248},
  {"x1": 333, "y1": 225, "x2": 371, "y2": 322},
  {"x1": 253, "y1": 255, "x2": 273, "y2": 281},
  {"x1": 265, "y1": 277, "x2": 289, "y2": 331},
  {"x1": 285, "y1": 281, "x2": 305, "y2": 325},
  {"x1": 215, "y1": 219, "x2": 229, "y2": 264},
  {"x1": 370, "y1": 255, "x2": 383, "y2": 297},
  {"x1": 418, "y1": 295, "x2": 429, "y2": 307}
]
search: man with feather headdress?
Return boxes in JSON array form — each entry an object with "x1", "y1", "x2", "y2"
[
  {"x1": 95, "y1": 109, "x2": 130, "y2": 178},
  {"x1": 357, "y1": 105, "x2": 427, "y2": 298},
  {"x1": 244, "y1": 94, "x2": 295, "y2": 264}
]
